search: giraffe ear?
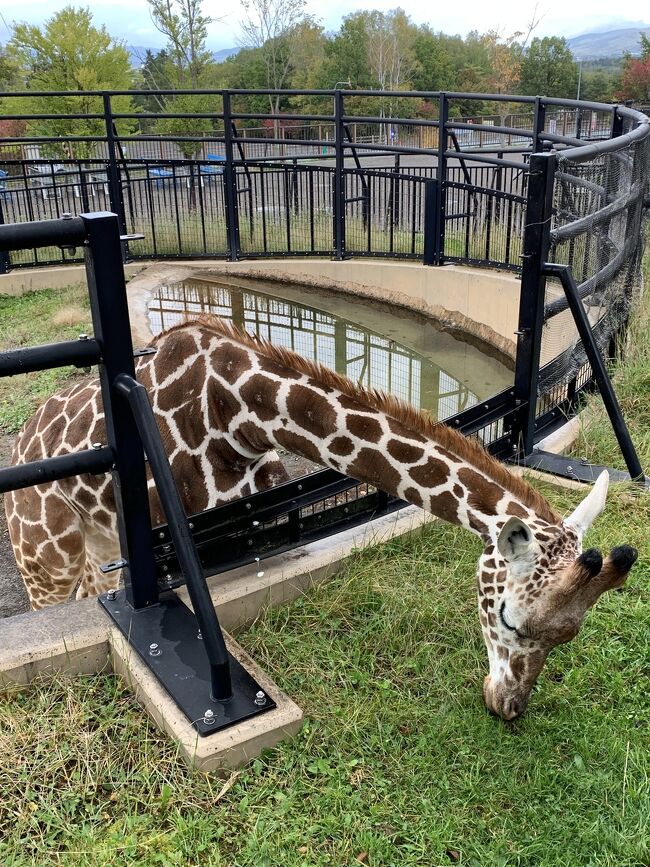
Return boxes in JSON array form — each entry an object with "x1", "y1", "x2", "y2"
[
  {"x1": 564, "y1": 470, "x2": 609, "y2": 540},
  {"x1": 497, "y1": 517, "x2": 537, "y2": 564}
]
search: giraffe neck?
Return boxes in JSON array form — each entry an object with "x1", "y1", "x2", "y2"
[{"x1": 203, "y1": 323, "x2": 556, "y2": 544}]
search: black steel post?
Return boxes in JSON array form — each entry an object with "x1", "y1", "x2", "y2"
[
  {"x1": 532, "y1": 96, "x2": 546, "y2": 152},
  {"x1": 611, "y1": 106, "x2": 624, "y2": 139},
  {"x1": 333, "y1": 90, "x2": 346, "y2": 260},
  {"x1": 102, "y1": 93, "x2": 128, "y2": 262},
  {"x1": 222, "y1": 91, "x2": 241, "y2": 261},
  {"x1": 543, "y1": 263, "x2": 644, "y2": 480},
  {"x1": 512, "y1": 152, "x2": 556, "y2": 456},
  {"x1": 81, "y1": 211, "x2": 159, "y2": 610},
  {"x1": 423, "y1": 179, "x2": 438, "y2": 266},
  {"x1": 0, "y1": 195, "x2": 8, "y2": 274},
  {"x1": 115, "y1": 374, "x2": 233, "y2": 700},
  {"x1": 435, "y1": 93, "x2": 449, "y2": 265}
]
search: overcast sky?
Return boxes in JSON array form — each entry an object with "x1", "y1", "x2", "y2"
[{"x1": 1, "y1": 0, "x2": 648, "y2": 49}]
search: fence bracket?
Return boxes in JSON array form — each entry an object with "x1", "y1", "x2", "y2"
[{"x1": 99, "y1": 589, "x2": 276, "y2": 736}]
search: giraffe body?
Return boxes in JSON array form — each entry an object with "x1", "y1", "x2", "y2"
[{"x1": 5, "y1": 317, "x2": 637, "y2": 718}]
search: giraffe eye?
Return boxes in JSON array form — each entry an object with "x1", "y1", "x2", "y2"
[{"x1": 499, "y1": 602, "x2": 528, "y2": 639}]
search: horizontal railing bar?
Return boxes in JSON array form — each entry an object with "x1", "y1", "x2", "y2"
[
  {"x1": 444, "y1": 180, "x2": 526, "y2": 203},
  {"x1": 447, "y1": 121, "x2": 534, "y2": 138},
  {"x1": 0, "y1": 447, "x2": 114, "y2": 495},
  {"x1": 552, "y1": 180, "x2": 645, "y2": 242},
  {"x1": 110, "y1": 112, "x2": 225, "y2": 120},
  {"x1": 443, "y1": 150, "x2": 528, "y2": 169},
  {"x1": 341, "y1": 116, "x2": 440, "y2": 128},
  {"x1": 231, "y1": 112, "x2": 334, "y2": 123},
  {"x1": 0, "y1": 338, "x2": 101, "y2": 377},
  {"x1": 0, "y1": 216, "x2": 87, "y2": 251},
  {"x1": 0, "y1": 113, "x2": 106, "y2": 122}
]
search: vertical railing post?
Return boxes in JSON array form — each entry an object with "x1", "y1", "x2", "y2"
[
  {"x1": 434, "y1": 92, "x2": 449, "y2": 265},
  {"x1": 81, "y1": 211, "x2": 159, "y2": 610},
  {"x1": 333, "y1": 89, "x2": 346, "y2": 260},
  {"x1": 532, "y1": 96, "x2": 546, "y2": 152},
  {"x1": 512, "y1": 152, "x2": 556, "y2": 457},
  {"x1": 422, "y1": 179, "x2": 438, "y2": 266},
  {"x1": 610, "y1": 105, "x2": 624, "y2": 139},
  {"x1": 102, "y1": 93, "x2": 128, "y2": 262},
  {"x1": 222, "y1": 91, "x2": 241, "y2": 261},
  {"x1": 0, "y1": 196, "x2": 8, "y2": 274}
]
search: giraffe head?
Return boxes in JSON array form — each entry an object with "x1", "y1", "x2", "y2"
[{"x1": 480, "y1": 471, "x2": 638, "y2": 720}]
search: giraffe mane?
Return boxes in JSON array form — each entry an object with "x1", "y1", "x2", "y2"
[{"x1": 158, "y1": 315, "x2": 561, "y2": 526}]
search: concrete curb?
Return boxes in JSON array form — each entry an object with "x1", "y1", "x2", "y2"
[{"x1": 0, "y1": 504, "x2": 430, "y2": 770}]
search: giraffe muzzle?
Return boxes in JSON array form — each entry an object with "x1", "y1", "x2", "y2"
[{"x1": 483, "y1": 675, "x2": 530, "y2": 721}]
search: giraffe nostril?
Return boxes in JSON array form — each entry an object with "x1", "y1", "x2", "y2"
[{"x1": 579, "y1": 548, "x2": 603, "y2": 576}]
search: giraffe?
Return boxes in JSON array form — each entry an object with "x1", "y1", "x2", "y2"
[{"x1": 5, "y1": 316, "x2": 637, "y2": 719}]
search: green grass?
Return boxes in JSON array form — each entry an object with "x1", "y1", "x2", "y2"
[
  {"x1": 0, "y1": 285, "x2": 92, "y2": 433},
  {"x1": 0, "y1": 257, "x2": 647, "y2": 866},
  {"x1": 0, "y1": 485, "x2": 648, "y2": 866}
]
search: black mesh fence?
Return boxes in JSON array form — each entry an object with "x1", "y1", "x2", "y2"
[{"x1": 537, "y1": 127, "x2": 650, "y2": 422}]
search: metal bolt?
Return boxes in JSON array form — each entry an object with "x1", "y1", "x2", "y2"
[
  {"x1": 158, "y1": 531, "x2": 165, "y2": 539},
  {"x1": 245, "y1": 503, "x2": 252, "y2": 510},
  {"x1": 254, "y1": 690, "x2": 267, "y2": 706},
  {"x1": 247, "y1": 538, "x2": 253, "y2": 546},
  {"x1": 149, "y1": 643, "x2": 161, "y2": 657},
  {"x1": 78, "y1": 333, "x2": 88, "y2": 340},
  {"x1": 197, "y1": 630, "x2": 203, "y2": 640},
  {"x1": 162, "y1": 565, "x2": 169, "y2": 573},
  {"x1": 92, "y1": 442, "x2": 102, "y2": 450},
  {"x1": 106, "y1": 589, "x2": 117, "y2": 601},
  {"x1": 252, "y1": 520, "x2": 260, "y2": 527},
  {"x1": 62, "y1": 212, "x2": 73, "y2": 219},
  {"x1": 188, "y1": 522, "x2": 195, "y2": 530},
  {"x1": 297, "y1": 484, "x2": 303, "y2": 491},
  {"x1": 203, "y1": 708, "x2": 215, "y2": 725}
]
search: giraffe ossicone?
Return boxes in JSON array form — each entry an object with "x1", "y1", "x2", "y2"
[{"x1": 5, "y1": 317, "x2": 637, "y2": 719}]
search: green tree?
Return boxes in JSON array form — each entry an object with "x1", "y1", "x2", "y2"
[
  {"x1": 519, "y1": 36, "x2": 578, "y2": 98},
  {"x1": 0, "y1": 46, "x2": 20, "y2": 91},
  {"x1": 239, "y1": 0, "x2": 312, "y2": 123},
  {"x1": 147, "y1": 0, "x2": 213, "y2": 88},
  {"x1": 580, "y1": 68, "x2": 616, "y2": 103},
  {"x1": 8, "y1": 6, "x2": 136, "y2": 158}
]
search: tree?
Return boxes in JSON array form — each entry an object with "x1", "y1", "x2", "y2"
[
  {"x1": 0, "y1": 46, "x2": 20, "y2": 91},
  {"x1": 616, "y1": 34, "x2": 650, "y2": 103},
  {"x1": 519, "y1": 36, "x2": 578, "y2": 98},
  {"x1": 8, "y1": 6, "x2": 136, "y2": 158},
  {"x1": 239, "y1": 0, "x2": 312, "y2": 122},
  {"x1": 147, "y1": 0, "x2": 213, "y2": 88}
]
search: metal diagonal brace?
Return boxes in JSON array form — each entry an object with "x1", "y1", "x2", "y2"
[
  {"x1": 541, "y1": 262, "x2": 644, "y2": 483},
  {"x1": 113, "y1": 373, "x2": 233, "y2": 702}
]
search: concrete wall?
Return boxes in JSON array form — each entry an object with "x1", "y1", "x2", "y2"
[{"x1": 123, "y1": 258, "x2": 523, "y2": 361}]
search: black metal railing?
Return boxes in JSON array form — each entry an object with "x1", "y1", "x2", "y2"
[
  {"x1": 0, "y1": 90, "x2": 629, "y2": 271},
  {"x1": 0, "y1": 213, "x2": 282, "y2": 733},
  {"x1": 0, "y1": 91, "x2": 648, "y2": 582}
]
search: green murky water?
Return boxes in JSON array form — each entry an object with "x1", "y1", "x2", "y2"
[{"x1": 148, "y1": 275, "x2": 512, "y2": 421}]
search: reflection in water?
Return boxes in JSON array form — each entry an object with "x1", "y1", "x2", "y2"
[{"x1": 149, "y1": 278, "x2": 511, "y2": 421}]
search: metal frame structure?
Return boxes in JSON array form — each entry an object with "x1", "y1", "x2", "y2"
[
  {"x1": 0, "y1": 214, "x2": 276, "y2": 735},
  {"x1": 0, "y1": 94, "x2": 648, "y2": 715}
]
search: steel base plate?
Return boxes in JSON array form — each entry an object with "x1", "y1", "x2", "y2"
[{"x1": 99, "y1": 589, "x2": 276, "y2": 736}]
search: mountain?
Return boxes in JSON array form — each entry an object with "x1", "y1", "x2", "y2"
[
  {"x1": 567, "y1": 27, "x2": 650, "y2": 60},
  {"x1": 213, "y1": 47, "x2": 239, "y2": 63},
  {"x1": 127, "y1": 45, "x2": 239, "y2": 67}
]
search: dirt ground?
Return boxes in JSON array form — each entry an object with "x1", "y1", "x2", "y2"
[{"x1": 0, "y1": 434, "x2": 317, "y2": 620}]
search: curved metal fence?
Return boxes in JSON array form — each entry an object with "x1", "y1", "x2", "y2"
[{"x1": 0, "y1": 90, "x2": 649, "y2": 478}]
